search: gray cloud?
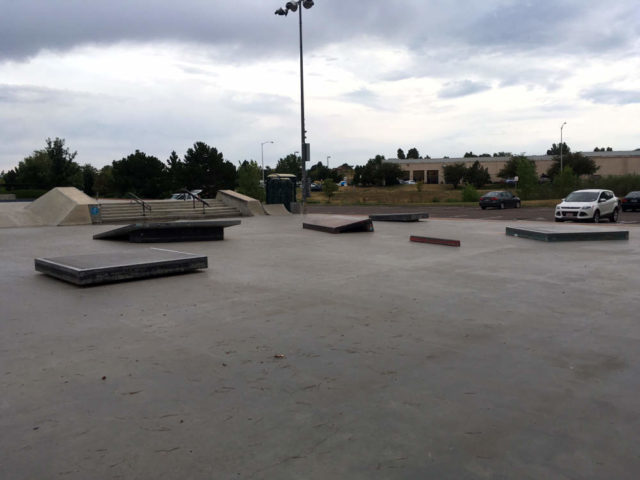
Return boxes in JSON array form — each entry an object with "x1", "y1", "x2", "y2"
[
  {"x1": 2, "y1": 0, "x2": 638, "y2": 63},
  {"x1": 340, "y1": 88, "x2": 384, "y2": 109},
  {"x1": 438, "y1": 80, "x2": 491, "y2": 99},
  {"x1": 581, "y1": 87, "x2": 640, "y2": 105}
]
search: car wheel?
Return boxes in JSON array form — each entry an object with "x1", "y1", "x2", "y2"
[
  {"x1": 555, "y1": 218, "x2": 563, "y2": 222},
  {"x1": 481, "y1": 206, "x2": 486, "y2": 210},
  {"x1": 610, "y1": 208, "x2": 619, "y2": 223},
  {"x1": 593, "y1": 210, "x2": 600, "y2": 223},
  {"x1": 515, "y1": 201, "x2": 521, "y2": 208},
  {"x1": 500, "y1": 202, "x2": 505, "y2": 209}
]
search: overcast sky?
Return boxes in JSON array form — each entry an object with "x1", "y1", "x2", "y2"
[{"x1": 1, "y1": 0, "x2": 639, "y2": 172}]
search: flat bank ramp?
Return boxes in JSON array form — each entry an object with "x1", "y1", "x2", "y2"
[
  {"x1": 263, "y1": 204, "x2": 292, "y2": 216},
  {"x1": 26, "y1": 187, "x2": 96, "y2": 226}
]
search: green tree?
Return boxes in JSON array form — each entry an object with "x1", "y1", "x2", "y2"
[
  {"x1": 547, "y1": 143, "x2": 570, "y2": 156},
  {"x1": 380, "y1": 161, "x2": 403, "y2": 186},
  {"x1": 308, "y1": 161, "x2": 331, "y2": 182},
  {"x1": 352, "y1": 156, "x2": 401, "y2": 186},
  {"x1": 46, "y1": 137, "x2": 80, "y2": 187},
  {"x1": 515, "y1": 156, "x2": 538, "y2": 200},
  {"x1": 9, "y1": 137, "x2": 82, "y2": 190},
  {"x1": 352, "y1": 165, "x2": 365, "y2": 185},
  {"x1": 397, "y1": 148, "x2": 406, "y2": 159},
  {"x1": 182, "y1": 142, "x2": 237, "y2": 196},
  {"x1": 10, "y1": 150, "x2": 53, "y2": 189},
  {"x1": 237, "y1": 160, "x2": 264, "y2": 201},
  {"x1": 406, "y1": 147, "x2": 420, "y2": 159},
  {"x1": 464, "y1": 152, "x2": 478, "y2": 158},
  {"x1": 547, "y1": 152, "x2": 599, "y2": 178},
  {"x1": 81, "y1": 164, "x2": 98, "y2": 196},
  {"x1": 166, "y1": 150, "x2": 184, "y2": 191},
  {"x1": 2, "y1": 170, "x2": 17, "y2": 190},
  {"x1": 111, "y1": 150, "x2": 168, "y2": 198},
  {"x1": 94, "y1": 165, "x2": 114, "y2": 197},
  {"x1": 569, "y1": 153, "x2": 599, "y2": 177},
  {"x1": 275, "y1": 153, "x2": 302, "y2": 180},
  {"x1": 493, "y1": 152, "x2": 512, "y2": 157},
  {"x1": 498, "y1": 155, "x2": 535, "y2": 179},
  {"x1": 323, "y1": 178, "x2": 338, "y2": 202},
  {"x1": 443, "y1": 162, "x2": 467, "y2": 188},
  {"x1": 464, "y1": 160, "x2": 490, "y2": 188}
]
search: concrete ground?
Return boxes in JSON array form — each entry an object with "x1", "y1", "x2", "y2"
[{"x1": 1, "y1": 216, "x2": 639, "y2": 479}]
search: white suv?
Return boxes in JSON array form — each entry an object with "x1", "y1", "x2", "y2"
[{"x1": 555, "y1": 189, "x2": 619, "y2": 223}]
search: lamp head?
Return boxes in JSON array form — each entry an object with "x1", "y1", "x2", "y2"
[
  {"x1": 275, "y1": 7, "x2": 287, "y2": 15},
  {"x1": 303, "y1": 0, "x2": 314, "y2": 8},
  {"x1": 286, "y1": 1, "x2": 298, "y2": 12}
]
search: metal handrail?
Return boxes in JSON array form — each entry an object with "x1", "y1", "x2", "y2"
[
  {"x1": 126, "y1": 192, "x2": 152, "y2": 216},
  {"x1": 178, "y1": 189, "x2": 210, "y2": 213}
]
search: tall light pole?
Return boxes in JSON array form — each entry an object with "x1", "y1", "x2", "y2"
[
  {"x1": 261, "y1": 140, "x2": 273, "y2": 185},
  {"x1": 275, "y1": 0, "x2": 315, "y2": 212},
  {"x1": 326, "y1": 155, "x2": 331, "y2": 169},
  {"x1": 560, "y1": 121, "x2": 567, "y2": 173}
]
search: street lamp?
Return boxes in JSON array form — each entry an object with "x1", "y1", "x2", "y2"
[
  {"x1": 560, "y1": 121, "x2": 567, "y2": 173},
  {"x1": 275, "y1": 0, "x2": 315, "y2": 212},
  {"x1": 261, "y1": 141, "x2": 273, "y2": 185},
  {"x1": 326, "y1": 155, "x2": 331, "y2": 169}
]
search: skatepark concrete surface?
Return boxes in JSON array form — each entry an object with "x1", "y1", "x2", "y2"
[{"x1": 1, "y1": 215, "x2": 639, "y2": 479}]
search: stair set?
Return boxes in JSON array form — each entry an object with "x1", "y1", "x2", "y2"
[{"x1": 96, "y1": 199, "x2": 241, "y2": 224}]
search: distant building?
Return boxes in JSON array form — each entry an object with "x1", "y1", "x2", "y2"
[{"x1": 385, "y1": 150, "x2": 640, "y2": 184}]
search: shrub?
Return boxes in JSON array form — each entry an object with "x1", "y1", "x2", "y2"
[
  {"x1": 582, "y1": 175, "x2": 640, "y2": 197},
  {"x1": 462, "y1": 184, "x2": 480, "y2": 202},
  {"x1": 323, "y1": 179, "x2": 338, "y2": 202}
]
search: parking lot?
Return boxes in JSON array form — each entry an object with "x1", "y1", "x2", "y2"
[{"x1": 2, "y1": 216, "x2": 639, "y2": 479}]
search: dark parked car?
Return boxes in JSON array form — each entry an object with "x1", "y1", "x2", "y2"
[
  {"x1": 479, "y1": 191, "x2": 521, "y2": 209},
  {"x1": 621, "y1": 191, "x2": 640, "y2": 211},
  {"x1": 310, "y1": 182, "x2": 322, "y2": 191}
]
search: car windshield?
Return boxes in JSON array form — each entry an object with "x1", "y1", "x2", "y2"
[
  {"x1": 626, "y1": 191, "x2": 640, "y2": 198},
  {"x1": 484, "y1": 191, "x2": 502, "y2": 197},
  {"x1": 565, "y1": 191, "x2": 599, "y2": 202}
]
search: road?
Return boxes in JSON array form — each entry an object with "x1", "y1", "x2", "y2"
[{"x1": 307, "y1": 204, "x2": 640, "y2": 224}]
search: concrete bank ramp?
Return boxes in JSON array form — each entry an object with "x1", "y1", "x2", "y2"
[
  {"x1": 263, "y1": 203, "x2": 292, "y2": 216},
  {"x1": 25, "y1": 187, "x2": 97, "y2": 226},
  {"x1": 216, "y1": 190, "x2": 265, "y2": 216},
  {"x1": 0, "y1": 202, "x2": 42, "y2": 228}
]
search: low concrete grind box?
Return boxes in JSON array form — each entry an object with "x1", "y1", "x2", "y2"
[{"x1": 35, "y1": 248, "x2": 208, "y2": 286}]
